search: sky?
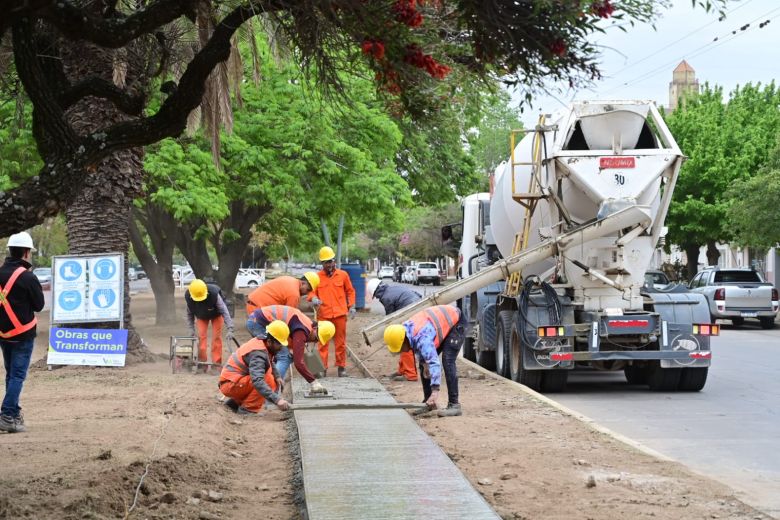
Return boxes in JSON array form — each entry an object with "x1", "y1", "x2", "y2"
[{"x1": 510, "y1": 0, "x2": 780, "y2": 126}]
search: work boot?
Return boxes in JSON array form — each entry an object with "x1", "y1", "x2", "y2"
[
  {"x1": 236, "y1": 406, "x2": 264, "y2": 416},
  {"x1": 437, "y1": 403, "x2": 462, "y2": 417},
  {"x1": 222, "y1": 398, "x2": 239, "y2": 412},
  {"x1": 387, "y1": 371, "x2": 402, "y2": 378},
  {"x1": 411, "y1": 406, "x2": 433, "y2": 417},
  {"x1": 392, "y1": 375, "x2": 407, "y2": 382},
  {"x1": 337, "y1": 367, "x2": 348, "y2": 378},
  {"x1": 0, "y1": 414, "x2": 14, "y2": 432}
]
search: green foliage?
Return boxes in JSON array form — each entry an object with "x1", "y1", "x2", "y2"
[
  {"x1": 725, "y1": 139, "x2": 780, "y2": 250},
  {"x1": 469, "y1": 90, "x2": 524, "y2": 176},
  {"x1": 0, "y1": 97, "x2": 41, "y2": 189},
  {"x1": 664, "y1": 83, "x2": 780, "y2": 250},
  {"x1": 397, "y1": 203, "x2": 461, "y2": 261}
]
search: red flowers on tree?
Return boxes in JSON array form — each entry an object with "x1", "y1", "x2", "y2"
[
  {"x1": 591, "y1": 0, "x2": 615, "y2": 19},
  {"x1": 549, "y1": 39, "x2": 567, "y2": 57},
  {"x1": 361, "y1": 38, "x2": 386, "y2": 60},
  {"x1": 392, "y1": 0, "x2": 424, "y2": 27},
  {"x1": 403, "y1": 44, "x2": 451, "y2": 79}
]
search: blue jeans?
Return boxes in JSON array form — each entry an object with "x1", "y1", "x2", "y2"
[
  {"x1": 1, "y1": 338, "x2": 35, "y2": 417},
  {"x1": 246, "y1": 319, "x2": 267, "y2": 339},
  {"x1": 420, "y1": 324, "x2": 463, "y2": 406},
  {"x1": 275, "y1": 346, "x2": 292, "y2": 379}
]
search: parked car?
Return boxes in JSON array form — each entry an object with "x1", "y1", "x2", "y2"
[
  {"x1": 378, "y1": 265, "x2": 395, "y2": 279},
  {"x1": 414, "y1": 262, "x2": 440, "y2": 285},
  {"x1": 644, "y1": 269, "x2": 670, "y2": 290},
  {"x1": 128, "y1": 267, "x2": 138, "y2": 281},
  {"x1": 33, "y1": 267, "x2": 52, "y2": 289},
  {"x1": 235, "y1": 268, "x2": 266, "y2": 288},
  {"x1": 688, "y1": 267, "x2": 778, "y2": 329},
  {"x1": 136, "y1": 269, "x2": 147, "y2": 280},
  {"x1": 402, "y1": 265, "x2": 416, "y2": 284}
]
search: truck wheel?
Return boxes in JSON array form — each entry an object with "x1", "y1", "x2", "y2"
[
  {"x1": 647, "y1": 363, "x2": 682, "y2": 392},
  {"x1": 759, "y1": 317, "x2": 775, "y2": 329},
  {"x1": 678, "y1": 367, "x2": 708, "y2": 392},
  {"x1": 462, "y1": 336, "x2": 476, "y2": 362},
  {"x1": 623, "y1": 365, "x2": 647, "y2": 385},
  {"x1": 475, "y1": 347, "x2": 495, "y2": 370},
  {"x1": 508, "y1": 317, "x2": 542, "y2": 391},
  {"x1": 730, "y1": 317, "x2": 744, "y2": 327},
  {"x1": 541, "y1": 370, "x2": 568, "y2": 393},
  {"x1": 495, "y1": 310, "x2": 513, "y2": 378}
]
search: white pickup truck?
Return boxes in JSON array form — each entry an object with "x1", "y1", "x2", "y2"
[
  {"x1": 689, "y1": 267, "x2": 779, "y2": 329},
  {"x1": 413, "y1": 262, "x2": 440, "y2": 286}
]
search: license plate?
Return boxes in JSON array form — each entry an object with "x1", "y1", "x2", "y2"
[{"x1": 741, "y1": 312, "x2": 758, "y2": 318}]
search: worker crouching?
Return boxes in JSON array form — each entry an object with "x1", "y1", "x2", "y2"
[
  {"x1": 218, "y1": 320, "x2": 291, "y2": 415},
  {"x1": 384, "y1": 305, "x2": 464, "y2": 417}
]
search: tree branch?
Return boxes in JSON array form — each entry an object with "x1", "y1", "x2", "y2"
[{"x1": 60, "y1": 77, "x2": 146, "y2": 115}]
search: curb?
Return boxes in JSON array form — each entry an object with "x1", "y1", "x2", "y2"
[{"x1": 459, "y1": 357, "x2": 674, "y2": 463}]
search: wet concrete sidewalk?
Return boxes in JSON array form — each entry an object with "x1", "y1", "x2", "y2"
[{"x1": 292, "y1": 377, "x2": 499, "y2": 519}]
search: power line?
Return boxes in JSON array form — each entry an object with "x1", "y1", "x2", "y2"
[{"x1": 599, "y1": 5, "x2": 780, "y2": 96}]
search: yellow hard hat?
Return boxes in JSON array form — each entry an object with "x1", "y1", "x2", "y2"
[
  {"x1": 189, "y1": 279, "x2": 208, "y2": 302},
  {"x1": 384, "y1": 324, "x2": 406, "y2": 354},
  {"x1": 319, "y1": 246, "x2": 336, "y2": 262},
  {"x1": 266, "y1": 320, "x2": 290, "y2": 346},
  {"x1": 317, "y1": 321, "x2": 335, "y2": 344},
  {"x1": 303, "y1": 271, "x2": 320, "y2": 292}
]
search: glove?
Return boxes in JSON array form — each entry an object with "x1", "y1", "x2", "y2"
[
  {"x1": 311, "y1": 297, "x2": 322, "y2": 307},
  {"x1": 348, "y1": 307, "x2": 356, "y2": 319},
  {"x1": 310, "y1": 380, "x2": 326, "y2": 394}
]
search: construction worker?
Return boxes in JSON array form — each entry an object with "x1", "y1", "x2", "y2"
[
  {"x1": 245, "y1": 272, "x2": 319, "y2": 316},
  {"x1": 218, "y1": 320, "x2": 291, "y2": 415},
  {"x1": 0, "y1": 232, "x2": 44, "y2": 434},
  {"x1": 246, "y1": 304, "x2": 335, "y2": 391},
  {"x1": 309, "y1": 246, "x2": 355, "y2": 377},
  {"x1": 185, "y1": 279, "x2": 234, "y2": 374},
  {"x1": 383, "y1": 305, "x2": 464, "y2": 417},
  {"x1": 367, "y1": 278, "x2": 420, "y2": 382}
]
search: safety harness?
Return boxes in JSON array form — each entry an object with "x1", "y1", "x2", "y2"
[{"x1": 0, "y1": 267, "x2": 37, "y2": 338}]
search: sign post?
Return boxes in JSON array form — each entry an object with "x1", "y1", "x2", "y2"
[{"x1": 48, "y1": 253, "x2": 127, "y2": 367}]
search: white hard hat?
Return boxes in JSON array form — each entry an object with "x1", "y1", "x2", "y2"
[
  {"x1": 7, "y1": 231, "x2": 36, "y2": 251},
  {"x1": 367, "y1": 278, "x2": 381, "y2": 297}
]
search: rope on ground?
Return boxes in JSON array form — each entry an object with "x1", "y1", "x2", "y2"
[{"x1": 124, "y1": 393, "x2": 182, "y2": 518}]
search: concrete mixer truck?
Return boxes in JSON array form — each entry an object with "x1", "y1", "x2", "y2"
[{"x1": 362, "y1": 100, "x2": 718, "y2": 392}]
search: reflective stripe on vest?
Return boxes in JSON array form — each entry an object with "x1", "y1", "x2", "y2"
[
  {"x1": 0, "y1": 267, "x2": 38, "y2": 339},
  {"x1": 259, "y1": 305, "x2": 313, "y2": 332},
  {"x1": 409, "y1": 305, "x2": 460, "y2": 349},
  {"x1": 221, "y1": 338, "x2": 269, "y2": 384}
]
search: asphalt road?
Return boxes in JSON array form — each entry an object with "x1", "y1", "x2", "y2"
[{"x1": 552, "y1": 323, "x2": 780, "y2": 518}]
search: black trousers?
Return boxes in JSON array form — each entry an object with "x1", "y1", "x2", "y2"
[{"x1": 420, "y1": 323, "x2": 464, "y2": 405}]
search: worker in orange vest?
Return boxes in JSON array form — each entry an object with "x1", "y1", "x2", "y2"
[
  {"x1": 0, "y1": 232, "x2": 45, "y2": 434},
  {"x1": 218, "y1": 320, "x2": 291, "y2": 415},
  {"x1": 309, "y1": 246, "x2": 355, "y2": 377},
  {"x1": 246, "y1": 304, "x2": 336, "y2": 393},
  {"x1": 245, "y1": 272, "x2": 319, "y2": 316},
  {"x1": 384, "y1": 305, "x2": 464, "y2": 417}
]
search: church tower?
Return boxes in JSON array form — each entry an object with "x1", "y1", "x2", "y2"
[{"x1": 669, "y1": 60, "x2": 699, "y2": 110}]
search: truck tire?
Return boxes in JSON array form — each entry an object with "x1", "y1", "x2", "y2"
[
  {"x1": 647, "y1": 363, "x2": 682, "y2": 392},
  {"x1": 678, "y1": 367, "x2": 708, "y2": 392},
  {"x1": 730, "y1": 317, "x2": 744, "y2": 327},
  {"x1": 623, "y1": 365, "x2": 648, "y2": 385},
  {"x1": 759, "y1": 317, "x2": 775, "y2": 329},
  {"x1": 508, "y1": 316, "x2": 542, "y2": 391},
  {"x1": 495, "y1": 310, "x2": 513, "y2": 378},
  {"x1": 462, "y1": 336, "x2": 476, "y2": 362},
  {"x1": 541, "y1": 370, "x2": 568, "y2": 393}
]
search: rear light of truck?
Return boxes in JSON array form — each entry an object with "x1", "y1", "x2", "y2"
[
  {"x1": 714, "y1": 288, "x2": 726, "y2": 301},
  {"x1": 551, "y1": 352, "x2": 573, "y2": 361},
  {"x1": 772, "y1": 288, "x2": 779, "y2": 301},
  {"x1": 688, "y1": 351, "x2": 712, "y2": 360},
  {"x1": 537, "y1": 326, "x2": 565, "y2": 337},
  {"x1": 692, "y1": 323, "x2": 720, "y2": 336}
]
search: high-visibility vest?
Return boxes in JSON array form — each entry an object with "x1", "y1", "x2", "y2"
[
  {"x1": 220, "y1": 338, "x2": 272, "y2": 384},
  {"x1": 258, "y1": 305, "x2": 313, "y2": 334},
  {"x1": 0, "y1": 267, "x2": 38, "y2": 339},
  {"x1": 409, "y1": 305, "x2": 460, "y2": 350}
]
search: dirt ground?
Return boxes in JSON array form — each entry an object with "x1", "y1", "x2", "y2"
[{"x1": 0, "y1": 291, "x2": 771, "y2": 520}]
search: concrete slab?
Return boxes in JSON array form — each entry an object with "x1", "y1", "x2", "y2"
[{"x1": 293, "y1": 377, "x2": 499, "y2": 520}]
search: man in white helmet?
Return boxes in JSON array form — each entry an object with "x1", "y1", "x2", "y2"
[{"x1": 0, "y1": 232, "x2": 45, "y2": 433}]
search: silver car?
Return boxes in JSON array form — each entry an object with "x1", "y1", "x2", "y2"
[{"x1": 688, "y1": 267, "x2": 778, "y2": 329}]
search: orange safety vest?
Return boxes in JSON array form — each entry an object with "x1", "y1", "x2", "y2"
[
  {"x1": 259, "y1": 305, "x2": 313, "y2": 333},
  {"x1": 409, "y1": 305, "x2": 460, "y2": 350},
  {"x1": 0, "y1": 267, "x2": 38, "y2": 339},
  {"x1": 221, "y1": 338, "x2": 274, "y2": 385}
]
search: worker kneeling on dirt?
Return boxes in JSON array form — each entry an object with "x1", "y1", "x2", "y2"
[
  {"x1": 367, "y1": 278, "x2": 419, "y2": 382},
  {"x1": 218, "y1": 320, "x2": 291, "y2": 415},
  {"x1": 384, "y1": 305, "x2": 464, "y2": 417},
  {"x1": 246, "y1": 305, "x2": 335, "y2": 393}
]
